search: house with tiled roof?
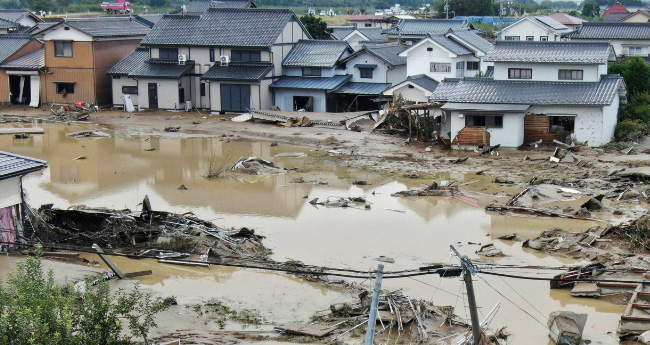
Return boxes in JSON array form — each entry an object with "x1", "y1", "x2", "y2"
[
  {"x1": 382, "y1": 74, "x2": 439, "y2": 103},
  {"x1": 111, "y1": 8, "x2": 310, "y2": 111},
  {"x1": 499, "y1": 15, "x2": 571, "y2": 41},
  {"x1": 383, "y1": 19, "x2": 474, "y2": 45},
  {"x1": 603, "y1": 1, "x2": 629, "y2": 22},
  {"x1": 37, "y1": 17, "x2": 151, "y2": 105},
  {"x1": 621, "y1": 9, "x2": 650, "y2": 23},
  {"x1": 0, "y1": 36, "x2": 44, "y2": 106},
  {"x1": 347, "y1": 15, "x2": 389, "y2": 29},
  {"x1": 179, "y1": 0, "x2": 256, "y2": 14},
  {"x1": 548, "y1": 12, "x2": 586, "y2": 31},
  {"x1": 398, "y1": 29, "x2": 493, "y2": 82},
  {"x1": 0, "y1": 9, "x2": 42, "y2": 33},
  {"x1": 562, "y1": 22, "x2": 650, "y2": 58},
  {"x1": 330, "y1": 27, "x2": 388, "y2": 50},
  {"x1": 429, "y1": 41, "x2": 625, "y2": 148}
]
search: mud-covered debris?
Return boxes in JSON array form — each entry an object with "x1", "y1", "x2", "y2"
[
  {"x1": 581, "y1": 195, "x2": 604, "y2": 211},
  {"x1": 309, "y1": 197, "x2": 370, "y2": 209},
  {"x1": 352, "y1": 180, "x2": 370, "y2": 186},
  {"x1": 499, "y1": 233, "x2": 523, "y2": 242},
  {"x1": 228, "y1": 157, "x2": 286, "y2": 175},
  {"x1": 274, "y1": 152, "x2": 308, "y2": 158},
  {"x1": 392, "y1": 189, "x2": 452, "y2": 197},
  {"x1": 375, "y1": 256, "x2": 395, "y2": 263},
  {"x1": 14, "y1": 133, "x2": 30, "y2": 139},
  {"x1": 477, "y1": 243, "x2": 504, "y2": 257},
  {"x1": 493, "y1": 177, "x2": 515, "y2": 184},
  {"x1": 164, "y1": 126, "x2": 181, "y2": 132},
  {"x1": 322, "y1": 136, "x2": 339, "y2": 145},
  {"x1": 177, "y1": 184, "x2": 188, "y2": 190},
  {"x1": 66, "y1": 130, "x2": 111, "y2": 138},
  {"x1": 547, "y1": 311, "x2": 587, "y2": 345},
  {"x1": 290, "y1": 177, "x2": 305, "y2": 184}
]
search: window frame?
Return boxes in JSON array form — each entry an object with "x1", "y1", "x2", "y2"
[
  {"x1": 159, "y1": 47, "x2": 179, "y2": 60},
  {"x1": 430, "y1": 62, "x2": 451, "y2": 73},
  {"x1": 558, "y1": 69, "x2": 584, "y2": 80},
  {"x1": 302, "y1": 67, "x2": 322, "y2": 76},
  {"x1": 466, "y1": 61, "x2": 480, "y2": 70},
  {"x1": 54, "y1": 41, "x2": 73, "y2": 57},
  {"x1": 209, "y1": 48, "x2": 215, "y2": 62},
  {"x1": 200, "y1": 83, "x2": 206, "y2": 97},
  {"x1": 526, "y1": 36, "x2": 534, "y2": 41},
  {"x1": 540, "y1": 36, "x2": 548, "y2": 41},
  {"x1": 55, "y1": 82, "x2": 75, "y2": 95},
  {"x1": 504, "y1": 36, "x2": 520, "y2": 41},
  {"x1": 122, "y1": 86, "x2": 138, "y2": 94},
  {"x1": 508, "y1": 68, "x2": 532, "y2": 79},
  {"x1": 465, "y1": 114, "x2": 503, "y2": 128},
  {"x1": 359, "y1": 67, "x2": 373, "y2": 79},
  {"x1": 231, "y1": 50, "x2": 262, "y2": 62}
]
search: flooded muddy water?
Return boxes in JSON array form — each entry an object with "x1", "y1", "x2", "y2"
[{"x1": 0, "y1": 122, "x2": 626, "y2": 344}]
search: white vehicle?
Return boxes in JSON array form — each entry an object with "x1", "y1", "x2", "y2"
[
  {"x1": 374, "y1": 10, "x2": 384, "y2": 15},
  {"x1": 319, "y1": 10, "x2": 326, "y2": 15}
]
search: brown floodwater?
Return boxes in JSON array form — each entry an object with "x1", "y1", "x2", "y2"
[{"x1": 0, "y1": 122, "x2": 627, "y2": 345}]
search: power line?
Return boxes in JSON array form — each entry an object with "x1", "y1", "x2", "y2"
[{"x1": 482, "y1": 271, "x2": 650, "y2": 285}]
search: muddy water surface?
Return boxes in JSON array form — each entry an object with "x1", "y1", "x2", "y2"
[{"x1": 0, "y1": 122, "x2": 626, "y2": 345}]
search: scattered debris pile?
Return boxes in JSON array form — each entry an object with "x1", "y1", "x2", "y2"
[
  {"x1": 522, "y1": 227, "x2": 611, "y2": 260},
  {"x1": 309, "y1": 196, "x2": 370, "y2": 210},
  {"x1": 392, "y1": 181, "x2": 457, "y2": 197},
  {"x1": 611, "y1": 215, "x2": 650, "y2": 252},
  {"x1": 27, "y1": 197, "x2": 270, "y2": 261},
  {"x1": 51, "y1": 105, "x2": 94, "y2": 121},
  {"x1": 66, "y1": 130, "x2": 111, "y2": 138},
  {"x1": 228, "y1": 157, "x2": 287, "y2": 175},
  {"x1": 548, "y1": 311, "x2": 587, "y2": 345}
]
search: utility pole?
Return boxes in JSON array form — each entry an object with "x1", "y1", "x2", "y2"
[
  {"x1": 364, "y1": 264, "x2": 384, "y2": 345},
  {"x1": 444, "y1": 0, "x2": 449, "y2": 19},
  {"x1": 450, "y1": 245, "x2": 482, "y2": 345}
]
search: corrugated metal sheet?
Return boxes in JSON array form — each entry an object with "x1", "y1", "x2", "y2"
[
  {"x1": 270, "y1": 75, "x2": 351, "y2": 90},
  {"x1": 0, "y1": 151, "x2": 47, "y2": 181},
  {"x1": 201, "y1": 63, "x2": 272, "y2": 80},
  {"x1": 485, "y1": 41, "x2": 612, "y2": 64},
  {"x1": 282, "y1": 40, "x2": 350, "y2": 67},
  {"x1": 441, "y1": 102, "x2": 530, "y2": 112},
  {"x1": 332, "y1": 82, "x2": 391, "y2": 95},
  {"x1": 431, "y1": 75, "x2": 624, "y2": 106}
]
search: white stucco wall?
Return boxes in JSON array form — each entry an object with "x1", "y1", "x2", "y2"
[
  {"x1": 0, "y1": 177, "x2": 21, "y2": 209},
  {"x1": 273, "y1": 88, "x2": 327, "y2": 112},
  {"x1": 387, "y1": 84, "x2": 430, "y2": 103},
  {"x1": 284, "y1": 67, "x2": 337, "y2": 77},
  {"x1": 449, "y1": 111, "x2": 525, "y2": 147},
  {"x1": 500, "y1": 18, "x2": 560, "y2": 41},
  {"x1": 493, "y1": 62, "x2": 603, "y2": 82},
  {"x1": 43, "y1": 26, "x2": 92, "y2": 41},
  {"x1": 137, "y1": 78, "x2": 180, "y2": 109},
  {"x1": 527, "y1": 104, "x2": 614, "y2": 147},
  {"x1": 346, "y1": 52, "x2": 390, "y2": 83},
  {"x1": 111, "y1": 77, "x2": 138, "y2": 107},
  {"x1": 403, "y1": 40, "x2": 459, "y2": 81}
]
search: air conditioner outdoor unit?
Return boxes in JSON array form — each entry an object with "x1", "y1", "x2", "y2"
[
  {"x1": 185, "y1": 101, "x2": 193, "y2": 112},
  {"x1": 178, "y1": 54, "x2": 187, "y2": 65},
  {"x1": 220, "y1": 55, "x2": 230, "y2": 66}
]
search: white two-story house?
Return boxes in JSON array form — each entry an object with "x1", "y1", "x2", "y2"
[
  {"x1": 430, "y1": 41, "x2": 626, "y2": 148},
  {"x1": 499, "y1": 16, "x2": 570, "y2": 41},
  {"x1": 399, "y1": 29, "x2": 493, "y2": 82},
  {"x1": 562, "y1": 22, "x2": 650, "y2": 59},
  {"x1": 108, "y1": 8, "x2": 310, "y2": 112}
]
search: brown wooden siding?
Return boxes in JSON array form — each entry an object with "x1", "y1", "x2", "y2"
[
  {"x1": 43, "y1": 68, "x2": 95, "y2": 104},
  {"x1": 45, "y1": 41, "x2": 93, "y2": 68},
  {"x1": 524, "y1": 114, "x2": 556, "y2": 143},
  {"x1": 453, "y1": 127, "x2": 490, "y2": 146},
  {"x1": 93, "y1": 40, "x2": 141, "y2": 68}
]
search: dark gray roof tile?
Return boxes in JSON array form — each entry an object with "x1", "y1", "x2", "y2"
[
  {"x1": 563, "y1": 22, "x2": 650, "y2": 39},
  {"x1": 128, "y1": 60, "x2": 192, "y2": 78},
  {"x1": 107, "y1": 48, "x2": 149, "y2": 75},
  {"x1": 341, "y1": 43, "x2": 405, "y2": 67},
  {"x1": 270, "y1": 75, "x2": 351, "y2": 90},
  {"x1": 485, "y1": 41, "x2": 612, "y2": 64},
  {"x1": 406, "y1": 74, "x2": 439, "y2": 92},
  {"x1": 0, "y1": 48, "x2": 43, "y2": 69},
  {"x1": 142, "y1": 8, "x2": 307, "y2": 47},
  {"x1": 429, "y1": 34, "x2": 473, "y2": 55},
  {"x1": 447, "y1": 29, "x2": 492, "y2": 53},
  {"x1": 201, "y1": 62, "x2": 272, "y2": 80},
  {"x1": 0, "y1": 151, "x2": 47, "y2": 180},
  {"x1": 332, "y1": 81, "x2": 391, "y2": 94},
  {"x1": 0, "y1": 10, "x2": 39, "y2": 24},
  {"x1": 283, "y1": 40, "x2": 350, "y2": 67},
  {"x1": 384, "y1": 19, "x2": 471, "y2": 36},
  {"x1": 57, "y1": 17, "x2": 151, "y2": 38},
  {"x1": 0, "y1": 36, "x2": 33, "y2": 64},
  {"x1": 430, "y1": 75, "x2": 624, "y2": 105}
]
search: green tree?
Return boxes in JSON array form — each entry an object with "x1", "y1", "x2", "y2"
[
  {"x1": 299, "y1": 15, "x2": 333, "y2": 39},
  {"x1": 0, "y1": 245, "x2": 168, "y2": 345},
  {"x1": 622, "y1": 57, "x2": 650, "y2": 96},
  {"x1": 358, "y1": 5, "x2": 365, "y2": 13},
  {"x1": 582, "y1": 1, "x2": 595, "y2": 16}
]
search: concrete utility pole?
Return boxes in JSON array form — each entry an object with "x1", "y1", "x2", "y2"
[
  {"x1": 364, "y1": 264, "x2": 384, "y2": 345},
  {"x1": 450, "y1": 245, "x2": 482, "y2": 345}
]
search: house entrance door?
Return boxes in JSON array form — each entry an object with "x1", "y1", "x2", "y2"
[{"x1": 148, "y1": 83, "x2": 158, "y2": 108}]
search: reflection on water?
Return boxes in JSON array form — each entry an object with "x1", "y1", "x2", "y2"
[{"x1": 0, "y1": 123, "x2": 625, "y2": 345}]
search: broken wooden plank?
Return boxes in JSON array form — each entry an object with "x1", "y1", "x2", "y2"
[
  {"x1": 485, "y1": 205, "x2": 607, "y2": 222},
  {"x1": 0, "y1": 127, "x2": 44, "y2": 135},
  {"x1": 507, "y1": 188, "x2": 530, "y2": 206},
  {"x1": 158, "y1": 258, "x2": 210, "y2": 267},
  {"x1": 124, "y1": 270, "x2": 153, "y2": 278},
  {"x1": 92, "y1": 244, "x2": 126, "y2": 279},
  {"x1": 275, "y1": 324, "x2": 337, "y2": 338}
]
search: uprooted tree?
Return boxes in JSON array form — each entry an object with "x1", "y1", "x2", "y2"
[{"x1": 0, "y1": 245, "x2": 168, "y2": 345}]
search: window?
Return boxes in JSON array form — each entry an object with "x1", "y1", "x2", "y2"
[
  {"x1": 626, "y1": 46, "x2": 645, "y2": 56},
  {"x1": 231, "y1": 50, "x2": 261, "y2": 62},
  {"x1": 360, "y1": 68, "x2": 373, "y2": 78},
  {"x1": 540, "y1": 36, "x2": 548, "y2": 41},
  {"x1": 526, "y1": 36, "x2": 534, "y2": 41},
  {"x1": 55, "y1": 82, "x2": 74, "y2": 95},
  {"x1": 430, "y1": 63, "x2": 451, "y2": 73},
  {"x1": 558, "y1": 69, "x2": 583, "y2": 80},
  {"x1": 122, "y1": 86, "x2": 138, "y2": 94},
  {"x1": 209, "y1": 48, "x2": 215, "y2": 62},
  {"x1": 302, "y1": 67, "x2": 321, "y2": 76},
  {"x1": 365, "y1": 23, "x2": 372, "y2": 27},
  {"x1": 467, "y1": 61, "x2": 480, "y2": 70},
  {"x1": 508, "y1": 68, "x2": 532, "y2": 79},
  {"x1": 54, "y1": 41, "x2": 72, "y2": 57},
  {"x1": 200, "y1": 83, "x2": 206, "y2": 97},
  {"x1": 466, "y1": 115, "x2": 503, "y2": 128},
  {"x1": 159, "y1": 48, "x2": 179, "y2": 59},
  {"x1": 504, "y1": 36, "x2": 520, "y2": 41}
]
